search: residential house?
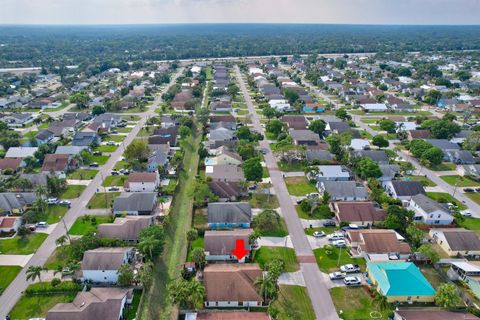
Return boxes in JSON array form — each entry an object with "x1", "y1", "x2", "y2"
[
  {"x1": 318, "y1": 181, "x2": 368, "y2": 201},
  {"x1": 333, "y1": 202, "x2": 386, "y2": 226},
  {"x1": 311, "y1": 165, "x2": 351, "y2": 189},
  {"x1": 97, "y1": 216, "x2": 153, "y2": 242},
  {"x1": 448, "y1": 261, "x2": 480, "y2": 302},
  {"x1": 207, "y1": 202, "x2": 252, "y2": 229},
  {"x1": 20, "y1": 173, "x2": 49, "y2": 188},
  {"x1": 205, "y1": 150, "x2": 243, "y2": 167},
  {"x1": 429, "y1": 228, "x2": 480, "y2": 257},
  {"x1": 42, "y1": 154, "x2": 76, "y2": 178},
  {"x1": 347, "y1": 229, "x2": 411, "y2": 261},
  {"x1": 5, "y1": 147, "x2": 37, "y2": 159},
  {"x1": 351, "y1": 150, "x2": 390, "y2": 164},
  {"x1": 451, "y1": 130, "x2": 473, "y2": 144},
  {"x1": 280, "y1": 115, "x2": 308, "y2": 130},
  {"x1": 1, "y1": 113, "x2": 34, "y2": 127},
  {"x1": 47, "y1": 288, "x2": 134, "y2": 320},
  {"x1": 63, "y1": 112, "x2": 92, "y2": 122},
  {"x1": 207, "y1": 127, "x2": 236, "y2": 149},
  {"x1": 55, "y1": 146, "x2": 88, "y2": 156},
  {"x1": 305, "y1": 150, "x2": 334, "y2": 163},
  {"x1": 210, "y1": 115, "x2": 236, "y2": 131},
  {"x1": 204, "y1": 229, "x2": 253, "y2": 262},
  {"x1": 350, "y1": 139, "x2": 370, "y2": 150},
  {"x1": 72, "y1": 132, "x2": 100, "y2": 147},
  {"x1": 409, "y1": 194, "x2": 453, "y2": 225},
  {"x1": 459, "y1": 164, "x2": 480, "y2": 179},
  {"x1": 407, "y1": 130, "x2": 431, "y2": 141},
  {"x1": 0, "y1": 158, "x2": 22, "y2": 172},
  {"x1": 444, "y1": 150, "x2": 476, "y2": 165},
  {"x1": 160, "y1": 114, "x2": 180, "y2": 128},
  {"x1": 379, "y1": 164, "x2": 400, "y2": 183},
  {"x1": 80, "y1": 247, "x2": 134, "y2": 284},
  {"x1": 360, "y1": 103, "x2": 388, "y2": 112},
  {"x1": 0, "y1": 192, "x2": 36, "y2": 214},
  {"x1": 0, "y1": 216, "x2": 22, "y2": 233},
  {"x1": 367, "y1": 261, "x2": 435, "y2": 303},
  {"x1": 325, "y1": 121, "x2": 351, "y2": 135},
  {"x1": 426, "y1": 139, "x2": 460, "y2": 160},
  {"x1": 208, "y1": 181, "x2": 243, "y2": 202},
  {"x1": 394, "y1": 309, "x2": 480, "y2": 320},
  {"x1": 289, "y1": 129, "x2": 321, "y2": 146},
  {"x1": 35, "y1": 129, "x2": 55, "y2": 145},
  {"x1": 206, "y1": 164, "x2": 245, "y2": 183},
  {"x1": 124, "y1": 172, "x2": 160, "y2": 192},
  {"x1": 112, "y1": 192, "x2": 157, "y2": 216},
  {"x1": 203, "y1": 264, "x2": 263, "y2": 308},
  {"x1": 147, "y1": 147, "x2": 170, "y2": 172},
  {"x1": 383, "y1": 180, "x2": 425, "y2": 201}
]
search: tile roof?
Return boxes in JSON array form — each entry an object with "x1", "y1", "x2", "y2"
[
  {"x1": 208, "y1": 181, "x2": 242, "y2": 199},
  {"x1": 42, "y1": 154, "x2": 70, "y2": 172},
  {"x1": 0, "y1": 158, "x2": 22, "y2": 170},
  {"x1": 97, "y1": 216, "x2": 153, "y2": 241},
  {"x1": 127, "y1": 172, "x2": 158, "y2": 183}
]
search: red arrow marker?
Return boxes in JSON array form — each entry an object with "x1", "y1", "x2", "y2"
[{"x1": 232, "y1": 239, "x2": 249, "y2": 260}]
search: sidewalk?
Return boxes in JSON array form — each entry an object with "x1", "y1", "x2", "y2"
[{"x1": 0, "y1": 254, "x2": 33, "y2": 267}]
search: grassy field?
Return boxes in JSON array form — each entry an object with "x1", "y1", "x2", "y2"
[
  {"x1": 430, "y1": 163, "x2": 457, "y2": 171},
  {"x1": 114, "y1": 160, "x2": 128, "y2": 170},
  {"x1": 0, "y1": 233, "x2": 48, "y2": 255},
  {"x1": 313, "y1": 246, "x2": 366, "y2": 273},
  {"x1": 39, "y1": 205, "x2": 68, "y2": 224},
  {"x1": 126, "y1": 289, "x2": 143, "y2": 320},
  {"x1": 107, "y1": 135, "x2": 126, "y2": 142},
  {"x1": 140, "y1": 121, "x2": 202, "y2": 319},
  {"x1": 83, "y1": 154, "x2": 110, "y2": 165},
  {"x1": 330, "y1": 287, "x2": 392, "y2": 320},
  {"x1": 102, "y1": 175, "x2": 128, "y2": 187},
  {"x1": 94, "y1": 145, "x2": 118, "y2": 153},
  {"x1": 457, "y1": 218, "x2": 480, "y2": 236},
  {"x1": 426, "y1": 192, "x2": 466, "y2": 210},
  {"x1": 69, "y1": 215, "x2": 113, "y2": 235},
  {"x1": 271, "y1": 285, "x2": 316, "y2": 320},
  {"x1": 305, "y1": 226, "x2": 338, "y2": 236},
  {"x1": 60, "y1": 185, "x2": 86, "y2": 199},
  {"x1": 277, "y1": 161, "x2": 307, "y2": 172},
  {"x1": 67, "y1": 169, "x2": 98, "y2": 180},
  {"x1": 253, "y1": 247, "x2": 299, "y2": 272},
  {"x1": 296, "y1": 204, "x2": 334, "y2": 220},
  {"x1": 87, "y1": 192, "x2": 120, "y2": 209},
  {"x1": 441, "y1": 175, "x2": 480, "y2": 187},
  {"x1": 248, "y1": 193, "x2": 280, "y2": 209},
  {"x1": 0, "y1": 266, "x2": 22, "y2": 295},
  {"x1": 466, "y1": 192, "x2": 480, "y2": 206},
  {"x1": 285, "y1": 176, "x2": 317, "y2": 196},
  {"x1": 404, "y1": 175, "x2": 437, "y2": 187},
  {"x1": 9, "y1": 288, "x2": 77, "y2": 319}
]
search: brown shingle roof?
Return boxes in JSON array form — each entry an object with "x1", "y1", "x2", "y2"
[
  {"x1": 442, "y1": 229, "x2": 480, "y2": 251},
  {"x1": 42, "y1": 154, "x2": 70, "y2": 172},
  {"x1": 203, "y1": 264, "x2": 262, "y2": 302},
  {"x1": 0, "y1": 158, "x2": 22, "y2": 170},
  {"x1": 97, "y1": 216, "x2": 153, "y2": 241},
  {"x1": 208, "y1": 181, "x2": 242, "y2": 199},
  {"x1": 348, "y1": 229, "x2": 411, "y2": 254},
  {"x1": 0, "y1": 217, "x2": 20, "y2": 229},
  {"x1": 204, "y1": 229, "x2": 252, "y2": 256},
  {"x1": 281, "y1": 115, "x2": 308, "y2": 130},
  {"x1": 408, "y1": 130, "x2": 431, "y2": 139},
  {"x1": 81, "y1": 247, "x2": 132, "y2": 271},
  {"x1": 127, "y1": 172, "x2": 157, "y2": 183},
  {"x1": 334, "y1": 202, "x2": 386, "y2": 223}
]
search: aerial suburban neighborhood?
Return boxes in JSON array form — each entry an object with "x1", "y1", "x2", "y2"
[{"x1": 1, "y1": 4, "x2": 480, "y2": 320}]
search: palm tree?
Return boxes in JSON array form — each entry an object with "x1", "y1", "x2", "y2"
[
  {"x1": 158, "y1": 197, "x2": 167, "y2": 211},
  {"x1": 188, "y1": 278, "x2": 206, "y2": 310},
  {"x1": 139, "y1": 236, "x2": 160, "y2": 261},
  {"x1": 55, "y1": 235, "x2": 67, "y2": 249},
  {"x1": 255, "y1": 274, "x2": 278, "y2": 301},
  {"x1": 373, "y1": 292, "x2": 390, "y2": 311},
  {"x1": 34, "y1": 185, "x2": 47, "y2": 198},
  {"x1": 305, "y1": 166, "x2": 320, "y2": 181},
  {"x1": 26, "y1": 265, "x2": 46, "y2": 283}
]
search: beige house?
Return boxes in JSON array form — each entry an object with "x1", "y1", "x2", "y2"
[{"x1": 429, "y1": 228, "x2": 480, "y2": 257}]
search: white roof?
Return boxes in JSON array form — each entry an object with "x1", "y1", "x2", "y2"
[
  {"x1": 396, "y1": 122, "x2": 417, "y2": 132},
  {"x1": 318, "y1": 165, "x2": 351, "y2": 178},
  {"x1": 452, "y1": 261, "x2": 480, "y2": 272},
  {"x1": 5, "y1": 147, "x2": 38, "y2": 158},
  {"x1": 350, "y1": 139, "x2": 370, "y2": 150},
  {"x1": 361, "y1": 103, "x2": 387, "y2": 110}
]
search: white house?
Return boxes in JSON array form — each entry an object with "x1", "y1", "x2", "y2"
[
  {"x1": 81, "y1": 247, "x2": 134, "y2": 284},
  {"x1": 409, "y1": 194, "x2": 453, "y2": 225},
  {"x1": 0, "y1": 216, "x2": 22, "y2": 233},
  {"x1": 350, "y1": 139, "x2": 371, "y2": 150},
  {"x1": 360, "y1": 103, "x2": 388, "y2": 112},
  {"x1": 124, "y1": 172, "x2": 160, "y2": 193}
]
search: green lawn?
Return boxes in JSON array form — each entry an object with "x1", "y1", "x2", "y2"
[
  {"x1": 9, "y1": 289, "x2": 77, "y2": 320},
  {"x1": 296, "y1": 204, "x2": 334, "y2": 220},
  {"x1": 0, "y1": 266, "x2": 22, "y2": 295},
  {"x1": 116, "y1": 127, "x2": 133, "y2": 133},
  {"x1": 305, "y1": 226, "x2": 338, "y2": 236},
  {"x1": 313, "y1": 246, "x2": 366, "y2": 273},
  {"x1": 466, "y1": 192, "x2": 480, "y2": 206},
  {"x1": 271, "y1": 285, "x2": 316, "y2": 320},
  {"x1": 441, "y1": 175, "x2": 480, "y2": 187},
  {"x1": 67, "y1": 169, "x2": 98, "y2": 180},
  {"x1": 284, "y1": 176, "x2": 317, "y2": 196},
  {"x1": 426, "y1": 192, "x2": 466, "y2": 210},
  {"x1": 83, "y1": 154, "x2": 110, "y2": 165},
  {"x1": 253, "y1": 247, "x2": 299, "y2": 272},
  {"x1": 102, "y1": 175, "x2": 128, "y2": 187},
  {"x1": 457, "y1": 218, "x2": 480, "y2": 236},
  {"x1": 257, "y1": 218, "x2": 289, "y2": 237},
  {"x1": 430, "y1": 163, "x2": 457, "y2": 171},
  {"x1": 330, "y1": 287, "x2": 392, "y2": 320},
  {"x1": 0, "y1": 233, "x2": 48, "y2": 255},
  {"x1": 69, "y1": 215, "x2": 114, "y2": 235},
  {"x1": 248, "y1": 193, "x2": 279, "y2": 209},
  {"x1": 262, "y1": 167, "x2": 270, "y2": 179},
  {"x1": 93, "y1": 145, "x2": 118, "y2": 153},
  {"x1": 126, "y1": 289, "x2": 143, "y2": 320},
  {"x1": 404, "y1": 175, "x2": 437, "y2": 187},
  {"x1": 87, "y1": 192, "x2": 120, "y2": 209},
  {"x1": 114, "y1": 160, "x2": 128, "y2": 170},
  {"x1": 187, "y1": 237, "x2": 204, "y2": 262},
  {"x1": 277, "y1": 161, "x2": 307, "y2": 172},
  {"x1": 38, "y1": 205, "x2": 68, "y2": 224},
  {"x1": 60, "y1": 185, "x2": 86, "y2": 199},
  {"x1": 106, "y1": 135, "x2": 126, "y2": 142},
  {"x1": 193, "y1": 209, "x2": 208, "y2": 230}
]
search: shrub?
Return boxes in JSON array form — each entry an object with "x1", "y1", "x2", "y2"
[
  {"x1": 51, "y1": 278, "x2": 61, "y2": 287},
  {"x1": 25, "y1": 281, "x2": 82, "y2": 295}
]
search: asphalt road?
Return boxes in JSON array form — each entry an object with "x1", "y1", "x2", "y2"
[
  {"x1": 234, "y1": 66, "x2": 339, "y2": 320},
  {"x1": 0, "y1": 69, "x2": 184, "y2": 319}
]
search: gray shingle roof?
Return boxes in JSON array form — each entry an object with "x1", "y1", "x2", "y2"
[
  {"x1": 426, "y1": 139, "x2": 460, "y2": 150},
  {"x1": 208, "y1": 202, "x2": 252, "y2": 224},
  {"x1": 321, "y1": 181, "x2": 368, "y2": 199},
  {"x1": 112, "y1": 192, "x2": 157, "y2": 213},
  {"x1": 391, "y1": 181, "x2": 426, "y2": 197},
  {"x1": 0, "y1": 192, "x2": 36, "y2": 212},
  {"x1": 411, "y1": 194, "x2": 449, "y2": 214}
]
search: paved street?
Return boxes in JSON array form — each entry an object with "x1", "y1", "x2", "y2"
[
  {"x1": 0, "y1": 68, "x2": 184, "y2": 319},
  {"x1": 235, "y1": 66, "x2": 339, "y2": 320}
]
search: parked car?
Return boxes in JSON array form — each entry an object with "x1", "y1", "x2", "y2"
[
  {"x1": 341, "y1": 224, "x2": 360, "y2": 231},
  {"x1": 47, "y1": 198, "x2": 59, "y2": 205},
  {"x1": 313, "y1": 231, "x2": 326, "y2": 238},
  {"x1": 106, "y1": 141, "x2": 116, "y2": 146},
  {"x1": 36, "y1": 222, "x2": 48, "y2": 228},
  {"x1": 59, "y1": 200, "x2": 71, "y2": 207},
  {"x1": 333, "y1": 239, "x2": 347, "y2": 247},
  {"x1": 344, "y1": 276, "x2": 362, "y2": 286},
  {"x1": 119, "y1": 168, "x2": 130, "y2": 175},
  {"x1": 111, "y1": 170, "x2": 119, "y2": 175},
  {"x1": 464, "y1": 188, "x2": 475, "y2": 193},
  {"x1": 90, "y1": 162, "x2": 99, "y2": 168},
  {"x1": 340, "y1": 264, "x2": 361, "y2": 273},
  {"x1": 328, "y1": 233, "x2": 345, "y2": 241},
  {"x1": 476, "y1": 188, "x2": 480, "y2": 192},
  {"x1": 323, "y1": 220, "x2": 336, "y2": 227},
  {"x1": 460, "y1": 210, "x2": 473, "y2": 217},
  {"x1": 329, "y1": 272, "x2": 346, "y2": 280},
  {"x1": 26, "y1": 224, "x2": 36, "y2": 232},
  {"x1": 93, "y1": 151, "x2": 102, "y2": 156},
  {"x1": 108, "y1": 187, "x2": 120, "y2": 191}
]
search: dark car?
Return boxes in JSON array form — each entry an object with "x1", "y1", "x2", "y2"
[
  {"x1": 323, "y1": 220, "x2": 336, "y2": 227},
  {"x1": 464, "y1": 188, "x2": 475, "y2": 193}
]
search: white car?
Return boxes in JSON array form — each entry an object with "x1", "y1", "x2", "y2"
[
  {"x1": 460, "y1": 210, "x2": 472, "y2": 217},
  {"x1": 333, "y1": 240, "x2": 347, "y2": 247},
  {"x1": 340, "y1": 264, "x2": 361, "y2": 273},
  {"x1": 36, "y1": 222, "x2": 48, "y2": 228},
  {"x1": 344, "y1": 276, "x2": 362, "y2": 286},
  {"x1": 47, "y1": 198, "x2": 59, "y2": 205},
  {"x1": 313, "y1": 231, "x2": 326, "y2": 238},
  {"x1": 329, "y1": 272, "x2": 346, "y2": 280},
  {"x1": 328, "y1": 233, "x2": 345, "y2": 241},
  {"x1": 59, "y1": 200, "x2": 71, "y2": 207}
]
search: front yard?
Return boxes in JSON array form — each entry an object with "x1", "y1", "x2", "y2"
[
  {"x1": 457, "y1": 218, "x2": 480, "y2": 236},
  {"x1": 440, "y1": 175, "x2": 480, "y2": 187},
  {"x1": 248, "y1": 193, "x2": 279, "y2": 209},
  {"x1": 0, "y1": 266, "x2": 22, "y2": 295},
  {"x1": 404, "y1": 175, "x2": 437, "y2": 187},
  {"x1": 466, "y1": 192, "x2": 480, "y2": 206},
  {"x1": 93, "y1": 145, "x2": 118, "y2": 153},
  {"x1": 69, "y1": 215, "x2": 114, "y2": 235},
  {"x1": 253, "y1": 247, "x2": 298, "y2": 272},
  {"x1": 87, "y1": 192, "x2": 120, "y2": 209},
  {"x1": 284, "y1": 176, "x2": 317, "y2": 196},
  {"x1": 330, "y1": 287, "x2": 392, "y2": 320},
  {"x1": 60, "y1": 185, "x2": 86, "y2": 199},
  {"x1": 0, "y1": 233, "x2": 48, "y2": 255},
  {"x1": 271, "y1": 285, "x2": 315, "y2": 320},
  {"x1": 426, "y1": 192, "x2": 466, "y2": 210},
  {"x1": 430, "y1": 162, "x2": 457, "y2": 171},
  {"x1": 67, "y1": 169, "x2": 98, "y2": 180},
  {"x1": 102, "y1": 175, "x2": 128, "y2": 187},
  {"x1": 313, "y1": 246, "x2": 366, "y2": 273},
  {"x1": 296, "y1": 204, "x2": 334, "y2": 220}
]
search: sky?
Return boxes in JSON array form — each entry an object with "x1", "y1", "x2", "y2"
[{"x1": 1, "y1": 0, "x2": 480, "y2": 25}]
